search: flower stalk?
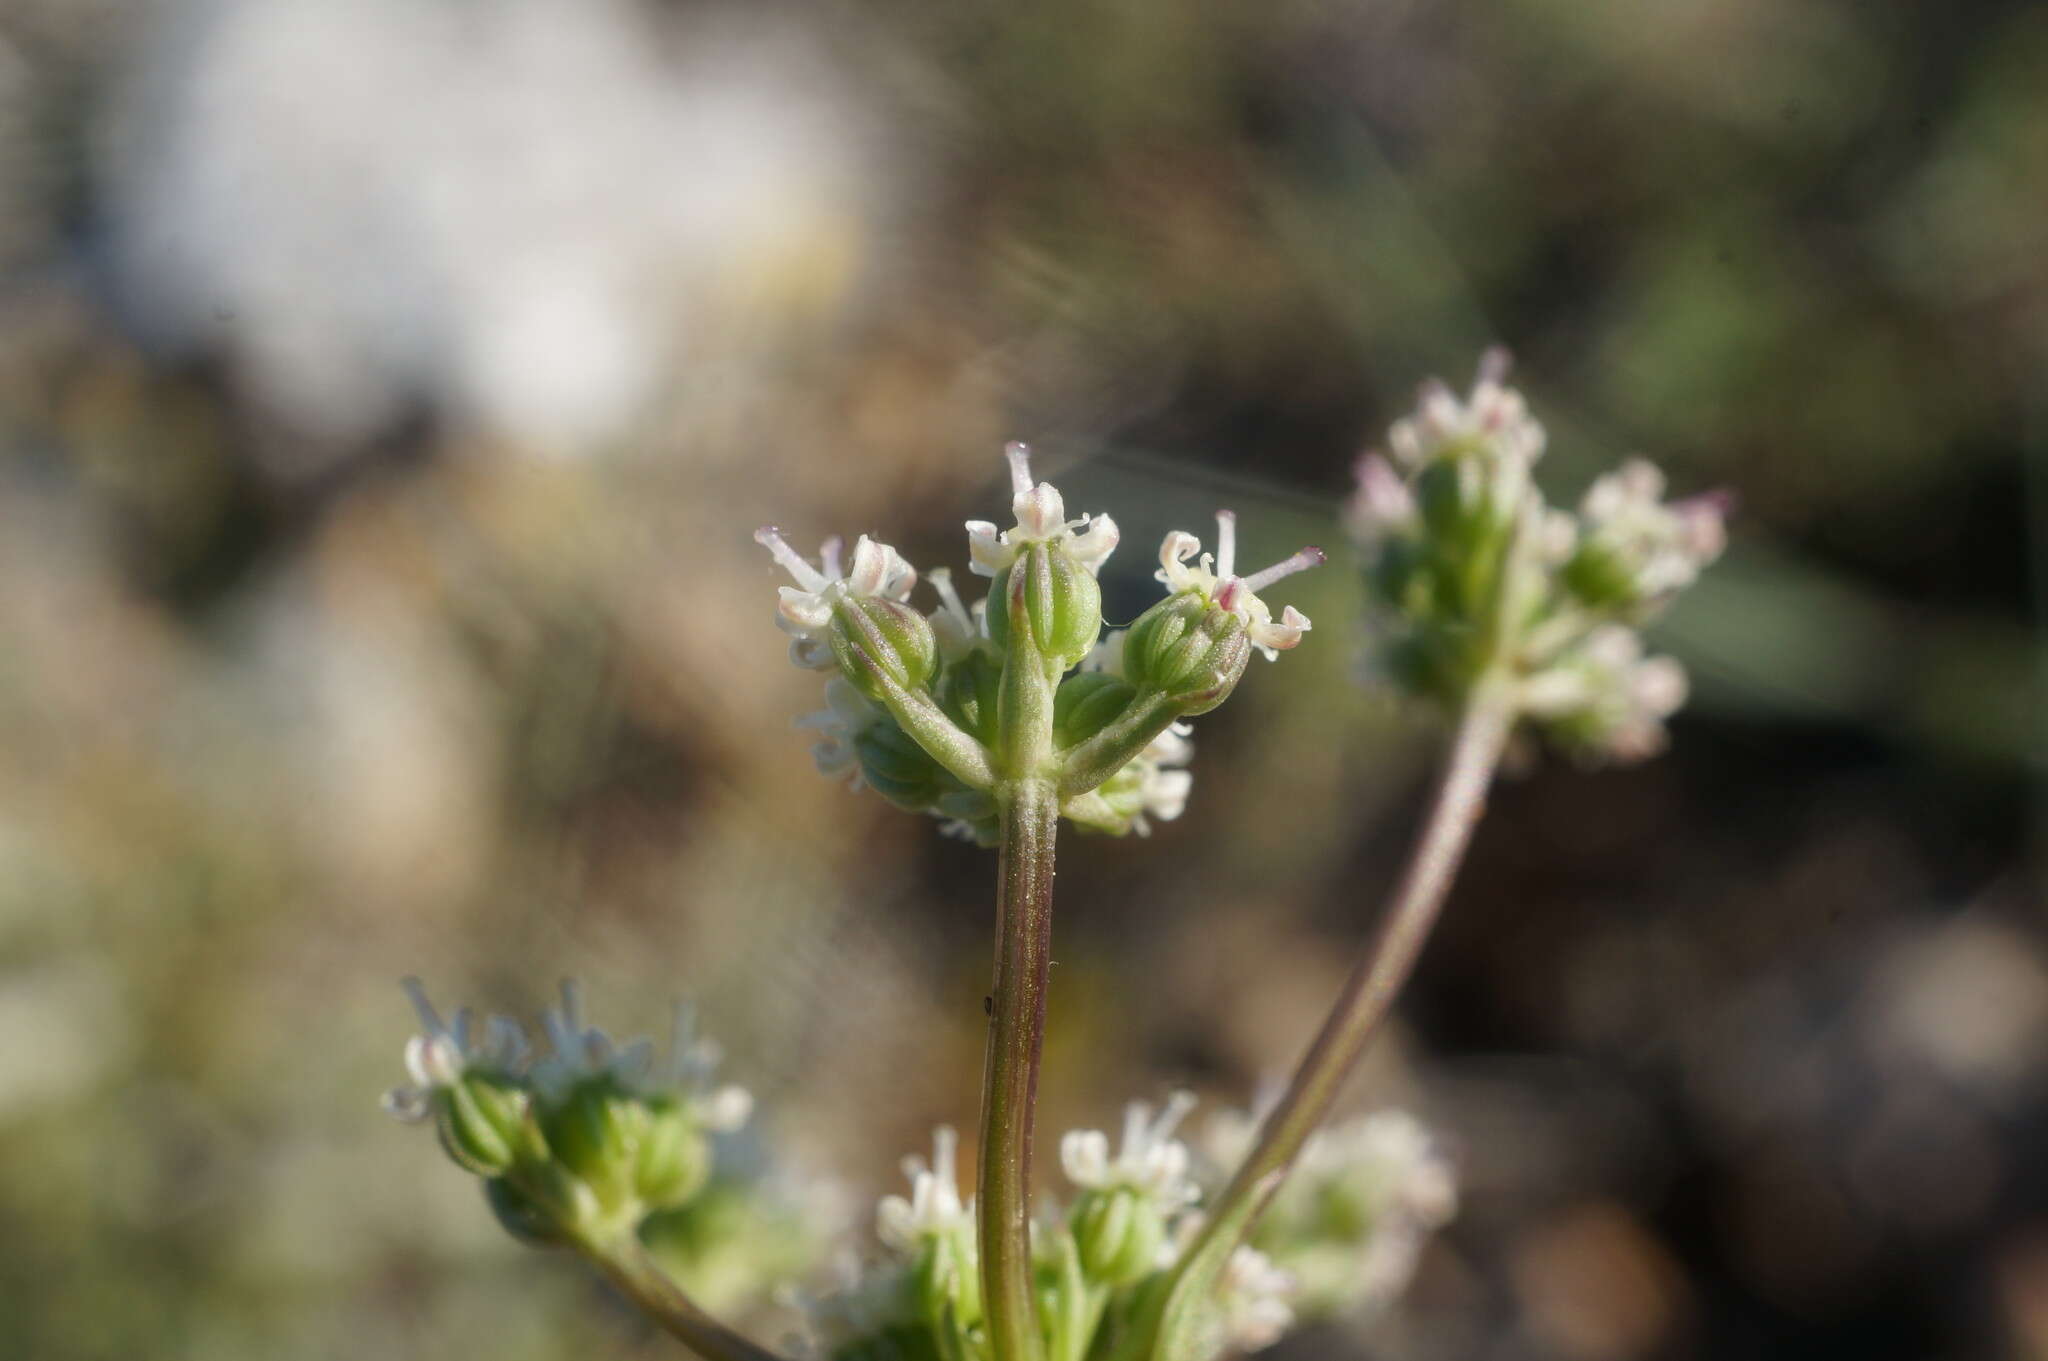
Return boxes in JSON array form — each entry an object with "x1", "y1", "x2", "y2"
[
  {"x1": 1166, "y1": 686, "x2": 1513, "y2": 1282},
  {"x1": 981, "y1": 777, "x2": 1061, "y2": 1361},
  {"x1": 579, "y1": 1233, "x2": 791, "y2": 1361}
]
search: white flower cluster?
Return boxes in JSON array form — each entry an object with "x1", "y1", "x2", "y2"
[
  {"x1": 1576, "y1": 458, "x2": 1730, "y2": 603},
  {"x1": 1346, "y1": 350, "x2": 1727, "y2": 764},
  {"x1": 1385, "y1": 347, "x2": 1548, "y2": 471},
  {"x1": 809, "y1": 1091, "x2": 1297, "y2": 1360},
  {"x1": 1061, "y1": 1090, "x2": 1203, "y2": 1210},
  {"x1": 758, "y1": 442, "x2": 1324, "y2": 840},
  {"x1": 383, "y1": 979, "x2": 759, "y2": 1248},
  {"x1": 1216, "y1": 1244, "x2": 1299, "y2": 1352},
  {"x1": 1200, "y1": 1105, "x2": 1457, "y2": 1323},
  {"x1": 1520, "y1": 624, "x2": 1691, "y2": 764},
  {"x1": 876, "y1": 1125, "x2": 976, "y2": 1252}
]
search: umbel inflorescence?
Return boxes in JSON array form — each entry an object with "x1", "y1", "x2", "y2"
[
  {"x1": 1347, "y1": 349, "x2": 1726, "y2": 761},
  {"x1": 756, "y1": 441, "x2": 1323, "y2": 843},
  {"x1": 386, "y1": 354, "x2": 1724, "y2": 1361}
]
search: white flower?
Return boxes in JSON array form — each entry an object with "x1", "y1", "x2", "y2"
[
  {"x1": 964, "y1": 442, "x2": 1119, "y2": 578},
  {"x1": 877, "y1": 1125, "x2": 974, "y2": 1253},
  {"x1": 926, "y1": 566, "x2": 988, "y2": 660},
  {"x1": 1385, "y1": 347, "x2": 1546, "y2": 471},
  {"x1": 1081, "y1": 628, "x2": 1128, "y2": 676},
  {"x1": 1155, "y1": 511, "x2": 1323, "y2": 659},
  {"x1": 1578, "y1": 458, "x2": 1730, "y2": 599},
  {"x1": 755, "y1": 527, "x2": 918, "y2": 640},
  {"x1": 796, "y1": 677, "x2": 883, "y2": 787},
  {"x1": 1344, "y1": 453, "x2": 1417, "y2": 548},
  {"x1": 1061, "y1": 1090, "x2": 1202, "y2": 1208},
  {"x1": 1131, "y1": 723, "x2": 1195, "y2": 834},
  {"x1": 383, "y1": 977, "x2": 530, "y2": 1122},
  {"x1": 1218, "y1": 1246, "x2": 1298, "y2": 1352},
  {"x1": 1301, "y1": 1111, "x2": 1458, "y2": 1230},
  {"x1": 1522, "y1": 625, "x2": 1690, "y2": 764}
]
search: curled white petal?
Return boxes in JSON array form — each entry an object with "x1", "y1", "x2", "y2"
[{"x1": 1066, "y1": 513, "x2": 1120, "y2": 575}]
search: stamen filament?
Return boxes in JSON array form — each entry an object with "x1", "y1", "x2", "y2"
[
  {"x1": 1241, "y1": 546, "x2": 1327, "y2": 594},
  {"x1": 754, "y1": 526, "x2": 831, "y2": 591},
  {"x1": 1004, "y1": 441, "x2": 1035, "y2": 496},
  {"x1": 929, "y1": 566, "x2": 974, "y2": 633},
  {"x1": 1215, "y1": 509, "x2": 1238, "y2": 580}
]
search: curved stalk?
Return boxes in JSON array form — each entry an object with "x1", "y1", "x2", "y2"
[
  {"x1": 979, "y1": 776, "x2": 1059, "y2": 1361},
  {"x1": 581, "y1": 1235, "x2": 790, "y2": 1361},
  {"x1": 1173, "y1": 692, "x2": 1513, "y2": 1273}
]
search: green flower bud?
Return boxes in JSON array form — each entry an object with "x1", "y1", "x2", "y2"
[
  {"x1": 1071, "y1": 1186, "x2": 1169, "y2": 1286},
  {"x1": 1052, "y1": 671, "x2": 1137, "y2": 749},
  {"x1": 831, "y1": 596, "x2": 939, "y2": 701},
  {"x1": 936, "y1": 647, "x2": 1002, "y2": 746},
  {"x1": 1558, "y1": 538, "x2": 1634, "y2": 610},
  {"x1": 910, "y1": 1234, "x2": 981, "y2": 1338},
  {"x1": 485, "y1": 1174, "x2": 570, "y2": 1246},
  {"x1": 633, "y1": 1095, "x2": 714, "y2": 1210},
  {"x1": 1120, "y1": 592, "x2": 1251, "y2": 716},
  {"x1": 541, "y1": 1076, "x2": 641, "y2": 1211},
  {"x1": 1561, "y1": 460, "x2": 1729, "y2": 617},
  {"x1": 855, "y1": 718, "x2": 958, "y2": 811},
  {"x1": 434, "y1": 1072, "x2": 533, "y2": 1178},
  {"x1": 984, "y1": 544, "x2": 1103, "y2": 668}
]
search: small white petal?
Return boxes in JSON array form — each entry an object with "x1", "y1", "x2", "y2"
[
  {"x1": 1066, "y1": 513, "x2": 1120, "y2": 574},
  {"x1": 704, "y1": 1085, "x2": 755, "y2": 1131},
  {"x1": 1013, "y1": 482, "x2": 1067, "y2": 539}
]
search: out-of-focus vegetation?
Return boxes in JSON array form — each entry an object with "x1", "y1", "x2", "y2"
[{"x1": 0, "y1": 0, "x2": 2040, "y2": 1358}]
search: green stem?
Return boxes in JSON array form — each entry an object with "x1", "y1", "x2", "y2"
[
  {"x1": 979, "y1": 777, "x2": 1058, "y2": 1361},
  {"x1": 580, "y1": 1235, "x2": 789, "y2": 1361},
  {"x1": 1174, "y1": 692, "x2": 1513, "y2": 1274},
  {"x1": 1057, "y1": 690, "x2": 1182, "y2": 798}
]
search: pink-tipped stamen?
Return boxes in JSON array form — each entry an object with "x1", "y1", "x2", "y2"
[
  {"x1": 1478, "y1": 345, "x2": 1513, "y2": 387},
  {"x1": 819, "y1": 534, "x2": 844, "y2": 579},
  {"x1": 1214, "y1": 509, "x2": 1238, "y2": 579},
  {"x1": 1003, "y1": 441, "x2": 1035, "y2": 496},
  {"x1": 1240, "y1": 546, "x2": 1326, "y2": 594},
  {"x1": 754, "y1": 525, "x2": 831, "y2": 591}
]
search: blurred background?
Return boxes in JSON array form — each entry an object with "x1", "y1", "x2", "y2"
[{"x1": 0, "y1": 0, "x2": 2041, "y2": 1357}]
